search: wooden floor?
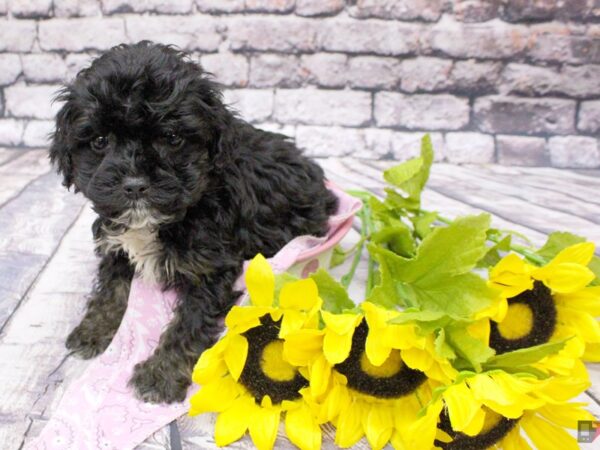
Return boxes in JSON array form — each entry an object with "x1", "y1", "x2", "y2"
[{"x1": 0, "y1": 148, "x2": 599, "y2": 449}]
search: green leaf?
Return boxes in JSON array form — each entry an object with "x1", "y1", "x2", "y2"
[
  {"x1": 310, "y1": 269, "x2": 355, "y2": 313},
  {"x1": 435, "y1": 329, "x2": 457, "y2": 360},
  {"x1": 371, "y1": 221, "x2": 416, "y2": 258},
  {"x1": 413, "y1": 211, "x2": 438, "y2": 239},
  {"x1": 383, "y1": 157, "x2": 424, "y2": 190},
  {"x1": 446, "y1": 325, "x2": 495, "y2": 372},
  {"x1": 483, "y1": 339, "x2": 568, "y2": 370},
  {"x1": 477, "y1": 235, "x2": 512, "y2": 269},
  {"x1": 536, "y1": 231, "x2": 600, "y2": 285},
  {"x1": 329, "y1": 244, "x2": 347, "y2": 269}
]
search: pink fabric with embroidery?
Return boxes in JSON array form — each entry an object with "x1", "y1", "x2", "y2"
[{"x1": 26, "y1": 184, "x2": 361, "y2": 450}]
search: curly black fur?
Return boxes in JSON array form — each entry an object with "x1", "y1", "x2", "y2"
[{"x1": 50, "y1": 42, "x2": 337, "y2": 403}]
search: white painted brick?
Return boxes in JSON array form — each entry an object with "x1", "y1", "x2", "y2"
[
  {"x1": 228, "y1": 16, "x2": 319, "y2": 53},
  {"x1": 0, "y1": 0, "x2": 6, "y2": 14},
  {"x1": 275, "y1": 89, "x2": 372, "y2": 127},
  {"x1": 10, "y1": 0, "x2": 52, "y2": 17},
  {"x1": 296, "y1": 0, "x2": 344, "y2": 16},
  {"x1": 201, "y1": 53, "x2": 248, "y2": 87},
  {"x1": 127, "y1": 16, "x2": 222, "y2": 52},
  {"x1": 0, "y1": 119, "x2": 25, "y2": 146},
  {"x1": 249, "y1": 54, "x2": 304, "y2": 88},
  {"x1": 245, "y1": 0, "x2": 295, "y2": 13},
  {"x1": 319, "y1": 19, "x2": 421, "y2": 56},
  {"x1": 0, "y1": 20, "x2": 37, "y2": 52},
  {"x1": 0, "y1": 54, "x2": 21, "y2": 86},
  {"x1": 195, "y1": 0, "x2": 245, "y2": 12},
  {"x1": 390, "y1": 132, "x2": 445, "y2": 160},
  {"x1": 22, "y1": 120, "x2": 54, "y2": 147},
  {"x1": 4, "y1": 83, "x2": 61, "y2": 119},
  {"x1": 375, "y1": 93, "x2": 470, "y2": 130},
  {"x1": 400, "y1": 57, "x2": 452, "y2": 92},
  {"x1": 39, "y1": 18, "x2": 127, "y2": 52},
  {"x1": 296, "y1": 126, "x2": 388, "y2": 158},
  {"x1": 348, "y1": 0, "x2": 443, "y2": 21},
  {"x1": 300, "y1": 53, "x2": 348, "y2": 88},
  {"x1": 443, "y1": 132, "x2": 495, "y2": 163},
  {"x1": 549, "y1": 136, "x2": 600, "y2": 168},
  {"x1": 255, "y1": 123, "x2": 296, "y2": 139},
  {"x1": 348, "y1": 56, "x2": 401, "y2": 89},
  {"x1": 578, "y1": 100, "x2": 600, "y2": 134},
  {"x1": 22, "y1": 54, "x2": 67, "y2": 83},
  {"x1": 223, "y1": 89, "x2": 274, "y2": 123},
  {"x1": 449, "y1": 59, "x2": 502, "y2": 94},
  {"x1": 102, "y1": 0, "x2": 193, "y2": 14},
  {"x1": 496, "y1": 135, "x2": 548, "y2": 166},
  {"x1": 53, "y1": 0, "x2": 101, "y2": 16}
]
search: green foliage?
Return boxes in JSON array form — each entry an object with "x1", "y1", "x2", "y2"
[
  {"x1": 310, "y1": 269, "x2": 355, "y2": 313},
  {"x1": 483, "y1": 339, "x2": 568, "y2": 371}
]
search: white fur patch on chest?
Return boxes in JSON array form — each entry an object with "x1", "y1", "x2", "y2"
[{"x1": 98, "y1": 226, "x2": 164, "y2": 284}]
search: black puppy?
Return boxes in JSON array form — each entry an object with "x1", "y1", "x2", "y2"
[{"x1": 50, "y1": 41, "x2": 337, "y2": 403}]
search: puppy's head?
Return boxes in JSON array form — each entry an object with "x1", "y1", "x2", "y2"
[{"x1": 51, "y1": 41, "x2": 231, "y2": 228}]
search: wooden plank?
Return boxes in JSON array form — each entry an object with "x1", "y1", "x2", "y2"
[
  {"x1": 0, "y1": 149, "x2": 52, "y2": 176},
  {"x1": 0, "y1": 148, "x2": 28, "y2": 166}
]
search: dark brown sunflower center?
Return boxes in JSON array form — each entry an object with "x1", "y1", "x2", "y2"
[
  {"x1": 239, "y1": 315, "x2": 308, "y2": 404},
  {"x1": 490, "y1": 281, "x2": 557, "y2": 355},
  {"x1": 334, "y1": 320, "x2": 427, "y2": 399},
  {"x1": 435, "y1": 409, "x2": 519, "y2": 450}
]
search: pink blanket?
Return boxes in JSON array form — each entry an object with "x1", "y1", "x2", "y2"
[{"x1": 26, "y1": 185, "x2": 361, "y2": 450}]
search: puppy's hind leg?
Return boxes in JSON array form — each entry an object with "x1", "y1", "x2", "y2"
[{"x1": 66, "y1": 252, "x2": 133, "y2": 359}]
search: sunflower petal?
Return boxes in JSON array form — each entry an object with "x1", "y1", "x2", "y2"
[
  {"x1": 280, "y1": 278, "x2": 320, "y2": 310},
  {"x1": 533, "y1": 262, "x2": 595, "y2": 294},
  {"x1": 189, "y1": 375, "x2": 240, "y2": 415},
  {"x1": 225, "y1": 305, "x2": 270, "y2": 334},
  {"x1": 309, "y1": 354, "x2": 332, "y2": 398},
  {"x1": 502, "y1": 426, "x2": 533, "y2": 450},
  {"x1": 335, "y1": 402, "x2": 364, "y2": 448},
  {"x1": 249, "y1": 403, "x2": 281, "y2": 450},
  {"x1": 283, "y1": 329, "x2": 324, "y2": 366},
  {"x1": 551, "y1": 242, "x2": 595, "y2": 266},
  {"x1": 444, "y1": 382, "x2": 483, "y2": 435},
  {"x1": 554, "y1": 287, "x2": 600, "y2": 316},
  {"x1": 538, "y1": 402, "x2": 595, "y2": 428},
  {"x1": 364, "y1": 405, "x2": 394, "y2": 450},
  {"x1": 246, "y1": 254, "x2": 275, "y2": 307},
  {"x1": 224, "y1": 334, "x2": 249, "y2": 381},
  {"x1": 192, "y1": 338, "x2": 228, "y2": 385},
  {"x1": 286, "y1": 403, "x2": 322, "y2": 450},
  {"x1": 521, "y1": 414, "x2": 580, "y2": 450},
  {"x1": 214, "y1": 395, "x2": 255, "y2": 447}
]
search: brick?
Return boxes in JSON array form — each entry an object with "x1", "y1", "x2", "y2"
[
  {"x1": 0, "y1": 20, "x2": 36, "y2": 52},
  {"x1": 296, "y1": 126, "x2": 391, "y2": 158},
  {"x1": 102, "y1": 0, "x2": 193, "y2": 14},
  {"x1": 449, "y1": 59, "x2": 502, "y2": 94},
  {"x1": 4, "y1": 84, "x2": 61, "y2": 119},
  {"x1": 127, "y1": 16, "x2": 221, "y2": 52},
  {"x1": 549, "y1": 136, "x2": 600, "y2": 168},
  {"x1": 375, "y1": 93, "x2": 470, "y2": 130},
  {"x1": 348, "y1": 0, "x2": 443, "y2": 21},
  {"x1": 223, "y1": 89, "x2": 273, "y2": 123},
  {"x1": 474, "y1": 96, "x2": 576, "y2": 135},
  {"x1": 400, "y1": 57, "x2": 452, "y2": 93},
  {"x1": 319, "y1": 19, "x2": 421, "y2": 56},
  {"x1": 296, "y1": 0, "x2": 344, "y2": 16},
  {"x1": 10, "y1": 0, "x2": 52, "y2": 17},
  {"x1": 195, "y1": 0, "x2": 245, "y2": 12},
  {"x1": 529, "y1": 27, "x2": 600, "y2": 64},
  {"x1": 0, "y1": 0, "x2": 6, "y2": 14},
  {"x1": 390, "y1": 132, "x2": 445, "y2": 160},
  {"x1": 245, "y1": 0, "x2": 295, "y2": 13},
  {"x1": 500, "y1": 63, "x2": 562, "y2": 96},
  {"x1": 443, "y1": 132, "x2": 495, "y2": 163},
  {"x1": 255, "y1": 123, "x2": 296, "y2": 139},
  {"x1": 249, "y1": 54, "x2": 304, "y2": 88},
  {"x1": 300, "y1": 53, "x2": 347, "y2": 88},
  {"x1": 578, "y1": 101, "x2": 600, "y2": 134},
  {"x1": 228, "y1": 17, "x2": 319, "y2": 53},
  {"x1": 39, "y1": 18, "x2": 127, "y2": 52},
  {"x1": 501, "y1": 0, "x2": 592, "y2": 22},
  {"x1": 559, "y1": 65, "x2": 600, "y2": 97},
  {"x1": 429, "y1": 17, "x2": 528, "y2": 59},
  {"x1": 275, "y1": 89, "x2": 372, "y2": 126},
  {"x1": 0, "y1": 119, "x2": 25, "y2": 146},
  {"x1": 201, "y1": 53, "x2": 248, "y2": 87},
  {"x1": 22, "y1": 54, "x2": 68, "y2": 83},
  {"x1": 497, "y1": 135, "x2": 548, "y2": 166},
  {"x1": 65, "y1": 53, "x2": 97, "y2": 80},
  {"x1": 0, "y1": 54, "x2": 21, "y2": 86},
  {"x1": 22, "y1": 120, "x2": 54, "y2": 147},
  {"x1": 452, "y1": 0, "x2": 500, "y2": 22},
  {"x1": 54, "y1": 0, "x2": 102, "y2": 16},
  {"x1": 348, "y1": 56, "x2": 401, "y2": 90}
]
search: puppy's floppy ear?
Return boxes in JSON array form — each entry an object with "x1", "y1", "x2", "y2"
[{"x1": 49, "y1": 89, "x2": 76, "y2": 189}]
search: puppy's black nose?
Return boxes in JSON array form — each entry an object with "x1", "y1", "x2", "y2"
[{"x1": 122, "y1": 176, "x2": 149, "y2": 198}]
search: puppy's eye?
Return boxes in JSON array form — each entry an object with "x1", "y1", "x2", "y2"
[
  {"x1": 166, "y1": 133, "x2": 183, "y2": 147},
  {"x1": 91, "y1": 136, "x2": 109, "y2": 151}
]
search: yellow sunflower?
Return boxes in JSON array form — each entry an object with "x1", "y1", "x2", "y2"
[
  {"x1": 413, "y1": 370, "x2": 594, "y2": 450},
  {"x1": 283, "y1": 302, "x2": 456, "y2": 450},
  {"x1": 189, "y1": 254, "x2": 323, "y2": 450},
  {"x1": 488, "y1": 242, "x2": 600, "y2": 371}
]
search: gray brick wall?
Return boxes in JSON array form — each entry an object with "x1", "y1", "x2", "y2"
[{"x1": 0, "y1": 0, "x2": 599, "y2": 167}]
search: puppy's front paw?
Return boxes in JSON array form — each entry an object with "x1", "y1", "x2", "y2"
[
  {"x1": 66, "y1": 324, "x2": 112, "y2": 359},
  {"x1": 129, "y1": 354, "x2": 191, "y2": 404}
]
